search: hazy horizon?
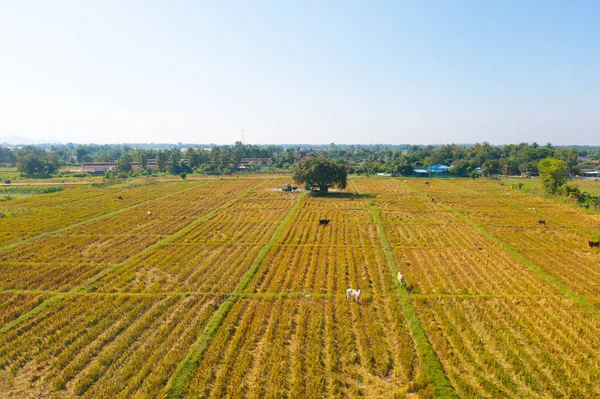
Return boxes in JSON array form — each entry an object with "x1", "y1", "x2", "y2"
[{"x1": 1, "y1": 1, "x2": 598, "y2": 146}]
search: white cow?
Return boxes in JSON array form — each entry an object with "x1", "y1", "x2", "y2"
[
  {"x1": 397, "y1": 271, "x2": 405, "y2": 286},
  {"x1": 147, "y1": 210, "x2": 153, "y2": 216},
  {"x1": 346, "y1": 288, "x2": 362, "y2": 303}
]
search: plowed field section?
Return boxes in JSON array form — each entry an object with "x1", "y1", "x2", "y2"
[
  {"x1": 4, "y1": 177, "x2": 599, "y2": 398},
  {"x1": 0, "y1": 181, "x2": 193, "y2": 247},
  {"x1": 354, "y1": 177, "x2": 600, "y2": 398},
  {"x1": 184, "y1": 297, "x2": 416, "y2": 399},
  {"x1": 0, "y1": 294, "x2": 224, "y2": 398}
]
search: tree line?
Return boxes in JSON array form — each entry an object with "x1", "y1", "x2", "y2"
[{"x1": 0, "y1": 141, "x2": 596, "y2": 178}]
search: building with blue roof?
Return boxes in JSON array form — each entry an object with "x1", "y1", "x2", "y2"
[{"x1": 413, "y1": 164, "x2": 451, "y2": 177}]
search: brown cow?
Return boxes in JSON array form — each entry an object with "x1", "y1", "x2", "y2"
[
  {"x1": 538, "y1": 220, "x2": 546, "y2": 226},
  {"x1": 588, "y1": 240, "x2": 600, "y2": 249}
]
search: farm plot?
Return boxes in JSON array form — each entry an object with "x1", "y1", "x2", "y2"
[
  {"x1": 234, "y1": 190, "x2": 300, "y2": 211},
  {"x1": 396, "y1": 247, "x2": 558, "y2": 296},
  {"x1": 0, "y1": 181, "x2": 192, "y2": 247},
  {"x1": 350, "y1": 178, "x2": 413, "y2": 195},
  {"x1": 0, "y1": 185, "x2": 100, "y2": 209},
  {"x1": 373, "y1": 194, "x2": 438, "y2": 212},
  {"x1": 519, "y1": 249, "x2": 600, "y2": 295},
  {"x1": 0, "y1": 233, "x2": 164, "y2": 264},
  {"x1": 176, "y1": 208, "x2": 287, "y2": 244},
  {"x1": 414, "y1": 296, "x2": 600, "y2": 398},
  {"x1": 380, "y1": 209, "x2": 462, "y2": 226},
  {"x1": 0, "y1": 294, "x2": 224, "y2": 398},
  {"x1": 62, "y1": 178, "x2": 262, "y2": 237},
  {"x1": 300, "y1": 195, "x2": 367, "y2": 210},
  {"x1": 382, "y1": 219, "x2": 495, "y2": 249},
  {"x1": 485, "y1": 225, "x2": 589, "y2": 251},
  {"x1": 8, "y1": 176, "x2": 600, "y2": 398},
  {"x1": 246, "y1": 244, "x2": 393, "y2": 295},
  {"x1": 184, "y1": 297, "x2": 418, "y2": 399},
  {"x1": 0, "y1": 261, "x2": 110, "y2": 291},
  {"x1": 458, "y1": 208, "x2": 543, "y2": 227},
  {"x1": 278, "y1": 208, "x2": 379, "y2": 247},
  {"x1": 0, "y1": 179, "x2": 262, "y2": 278},
  {"x1": 90, "y1": 243, "x2": 261, "y2": 293},
  {"x1": 176, "y1": 194, "x2": 296, "y2": 245},
  {"x1": 89, "y1": 189, "x2": 298, "y2": 293},
  {"x1": 431, "y1": 179, "x2": 600, "y2": 235},
  {"x1": 0, "y1": 292, "x2": 51, "y2": 328},
  {"x1": 406, "y1": 179, "x2": 600, "y2": 296},
  {"x1": 498, "y1": 198, "x2": 600, "y2": 235}
]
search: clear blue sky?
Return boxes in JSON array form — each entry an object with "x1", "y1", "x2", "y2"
[{"x1": 1, "y1": 0, "x2": 598, "y2": 145}]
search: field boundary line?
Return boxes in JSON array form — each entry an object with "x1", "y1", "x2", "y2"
[
  {"x1": 0, "y1": 180, "x2": 265, "y2": 335},
  {"x1": 351, "y1": 181, "x2": 458, "y2": 399},
  {"x1": 1, "y1": 288, "x2": 580, "y2": 300},
  {"x1": 0, "y1": 181, "x2": 208, "y2": 254},
  {"x1": 164, "y1": 192, "x2": 305, "y2": 399},
  {"x1": 406, "y1": 180, "x2": 600, "y2": 319}
]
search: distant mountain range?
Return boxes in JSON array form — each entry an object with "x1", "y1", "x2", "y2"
[{"x1": 0, "y1": 135, "x2": 63, "y2": 145}]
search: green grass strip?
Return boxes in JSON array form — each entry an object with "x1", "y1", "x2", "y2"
[
  {"x1": 0, "y1": 180, "x2": 265, "y2": 335},
  {"x1": 0, "y1": 181, "x2": 206, "y2": 253},
  {"x1": 164, "y1": 192, "x2": 305, "y2": 399},
  {"x1": 351, "y1": 181, "x2": 458, "y2": 399}
]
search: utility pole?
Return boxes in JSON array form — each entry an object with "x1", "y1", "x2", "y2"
[{"x1": 241, "y1": 129, "x2": 244, "y2": 145}]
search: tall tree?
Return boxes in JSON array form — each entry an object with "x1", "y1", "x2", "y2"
[
  {"x1": 17, "y1": 154, "x2": 48, "y2": 177},
  {"x1": 116, "y1": 154, "x2": 133, "y2": 172},
  {"x1": 538, "y1": 158, "x2": 568, "y2": 194},
  {"x1": 292, "y1": 157, "x2": 348, "y2": 193}
]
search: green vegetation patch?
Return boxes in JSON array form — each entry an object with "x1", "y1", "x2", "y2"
[{"x1": 0, "y1": 185, "x2": 64, "y2": 201}]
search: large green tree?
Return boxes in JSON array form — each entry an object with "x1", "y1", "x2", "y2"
[
  {"x1": 292, "y1": 157, "x2": 348, "y2": 193},
  {"x1": 538, "y1": 157, "x2": 568, "y2": 194},
  {"x1": 116, "y1": 154, "x2": 133, "y2": 172},
  {"x1": 17, "y1": 154, "x2": 46, "y2": 177}
]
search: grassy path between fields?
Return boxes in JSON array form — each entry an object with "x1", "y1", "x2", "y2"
[
  {"x1": 164, "y1": 192, "x2": 305, "y2": 399},
  {"x1": 0, "y1": 180, "x2": 266, "y2": 335},
  {"x1": 351, "y1": 181, "x2": 458, "y2": 399}
]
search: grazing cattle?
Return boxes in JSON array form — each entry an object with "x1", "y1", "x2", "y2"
[
  {"x1": 346, "y1": 288, "x2": 362, "y2": 303},
  {"x1": 403, "y1": 180, "x2": 408, "y2": 183},
  {"x1": 147, "y1": 211, "x2": 153, "y2": 216},
  {"x1": 118, "y1": 195, "x2": 124, "y2": 200},
  {"x1": 589, "y1": 240, "x2": 600, "y2": 248},
  {"x1": 425, "y1": 182, "x2": 430, "y2": 185},
  {"x1": 319, "y1": 219, "x2": 330, "y2": 225},
  {"x1": 538, "y1": 220, "x2": 546, "y2": 226},
  {"x1": 397, "y1": 271, "x2": 405, "y2": 286},
  {"x1": 474, "y1": 242, "x2": 480, "y2": 250}
]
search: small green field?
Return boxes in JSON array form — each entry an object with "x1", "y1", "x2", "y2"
[{"x1": 503, "y1": 176, "x2": 600, "y2": 196}]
